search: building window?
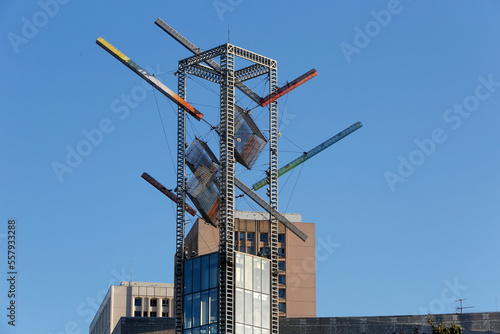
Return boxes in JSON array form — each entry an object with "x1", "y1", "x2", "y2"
[
  {"x1": 278, "y1": 261, "x2": 285, "y2": 271},
  {"x1": 151, "y1": 311, "x2": 157, "y2": 317},
  {"x1": 240, "y1": 232, "x2": 245, "y2": 241},
  {"x1": 247, "y1": 246, "x2": 255, "y2": 255},
  {"x1": 162, "y1": 312, "x2": 168, "y2": 317},
  {"x1": 143, "y1": 311, "x2": 148, "y2": 317},
  {"x1": 278, "y1": 275, "x2": 286, "y2": 285},
  {"x1": 279, "y1": 289, "x2": 286, "y2": 299},
  {"x1": 162, "y1": 299, "x2": 168, "y2": 307},
  {"x1": 260, "y1": 233, "x2": 268, "y2": 243},
  {"x1": 259, "y1": 247, "x2": 269, "y2": 256},
  {"x1": 134, "y1": 311, "x2": 141, "y2": 317},
  {"x1": 134, "y1": 298, "x2": 142, "y2": 306},
  {"x1": 150, "y1": 299, "x2": 157, "y2": 307},
  {"x1": 278, "y1": 234, "x2": 285, "y2": 243},
  {"x1": 279, "y1": 303, "x2": 286, "y2": 313},
  {"x1": 239, "y1": 246, "x2": 245, "y2": 252},
  {"x1": 247, "y1": 232, "x2": 255, "y2": 241},
  {"x1": 278, "y1": 248, "x2": 285, "y2": 257}
]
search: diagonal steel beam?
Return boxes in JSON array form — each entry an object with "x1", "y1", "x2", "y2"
[
  {"x1": 155, "y1": 18, "x2": 263, "y2": 105},
  {"x1": 96, "y1": 37, "x2": 203, "y2": 121},
  {"x1": 234, "y1": 177, "x2": 308, "y2": 242}
]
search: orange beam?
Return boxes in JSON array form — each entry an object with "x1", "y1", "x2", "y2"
[
  {"x1": 260, "y1": 69, "x2": 318, "y2": 107},
  {"x1": 96, "y1": 37, "x2": 203, "y2": 121}
]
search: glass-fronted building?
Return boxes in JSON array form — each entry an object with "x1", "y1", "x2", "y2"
[{"x1": 183, "y1": 251, "x2": 271, "y2": 334}]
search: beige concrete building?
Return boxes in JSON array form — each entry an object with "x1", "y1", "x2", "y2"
[
  {"x1": 185, "y1": 210, "x2": 316, "y2": 318},
  {"x1": 89, "y1": 281, "x2": 174, "y2": 334}
]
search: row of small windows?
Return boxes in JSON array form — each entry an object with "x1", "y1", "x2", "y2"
[
  {"x1": 234, "y1": 232, "x2": 286, "y2": 243},
  {"x1": 234, "y1": 245, "x2": 285, "y2": 258},
  {"x1": 134, "y1": 298, "x2": 169, "y2": 307},
  {"x1": 134, "y1": 311, "x2": 169, "y2": 317}
]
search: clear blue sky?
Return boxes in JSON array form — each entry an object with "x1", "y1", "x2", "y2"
[{"x1": 2, "y1": 1, "x2": 500, "y2": 333}]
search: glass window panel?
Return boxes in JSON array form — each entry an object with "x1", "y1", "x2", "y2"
[
  {"x1": 240, "y1": 232, "x2": 245, "y2": 241},
  {"x1": 209, "y1": 324, "x2": 218, "y2": 334},
  {"x1": 236, "y1": 323, "x2": 244, "y2": 334},
  {"x1": 201, "y1": 255, "x2": 210, "y2": 291},
  {"x1": 235, "y1": 288, "x2": 245, "y2": 324},
  {"x1": 247, "y1": 232, "x2": 255, "y2": 241},
  {"x1": 278, "y1": 234, "x2": 285, "y2": 243},
  {"x1": 240, "y1": 246, "x2": 245, "y2": 252},
  {"x1": 279, "y1": 303, "x2": 286, "y2": 313},
  {"x1": 236, "y1": 253, "x2": 244, "y2": 288},
  {"x1": 201, "y1": 290, "x2": 209, "y2": 326},
  {"x1": 192, "y1": 327, "x2": 200, "y2": 334},
  {"x1": 193, "y1": 257, "x2": 201, "y2": 293},
  {"x1": 260, "y1": 233, "x2": 268, "y2": 243},
  {"x1": 278, "y1": 275, "x2": 286, "y2": 285},
  {"x1": 247, "y1": 246, "x2": 255, "y2": 255},
  {"x1": 245, "y1": 255, "x2": 253, "y2": 291},
  {"x1": 209, "y1": 253, "x2": 218, "y2": 289},
  {"x1": 184, "y1": 294, "x2": 193, "y2": 329},
  {"x1": 193, "y1": 292, "x2": 201, "y2": 328},
  {"x1": 261, "y1": 294, "x2": 270, "y2": 329},
  {"x1": 253, "y1": 257, "x2": 262, "y2": 292},
  {"x1": 185, "y1": 260, "x2": 193, "y2": 294},
  {"x1": 209, "y1": 289, "x2": 218, "y2": 324},
  {"x1": 244, "y1": 290, "x2": 252, "y2": 325},
  {"x1": 200, "y1": 326, "x2": 208, "y2": 334},
  {"x1": 245, "y1": 325, "x2": 253, "y2": 334},
  {"x1": 253, "y1": 292, "x2": 261, "y2": 327},
  {"x1": 185, "y1": 330, "x2": 192, "y2": 334},
  {"x1": 278, "y1": 261, "x2": 285, "y2": 271},
  {"x1": 262, "y1": 260, "x2": 270, "y2": 294},
  {"x1": 279, "y1": 289, "x2": 286, "y2": 299}
]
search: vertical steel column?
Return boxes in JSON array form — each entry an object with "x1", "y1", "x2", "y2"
[
  {"x1": 219, "y1": 44, "x2": 236, "y2": 334},
  {"x1": 175, "y1": 67, "x2": 187, "y2": 334},
  {"x1": 268, "y1": 66, "x2": 279, "y2": 334}
]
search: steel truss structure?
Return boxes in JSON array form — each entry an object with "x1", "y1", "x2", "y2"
[{"x1": 175, "y1": 43, "x2": 280, "y2": 334}]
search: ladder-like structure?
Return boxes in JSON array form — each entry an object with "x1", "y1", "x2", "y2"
[{"x1": 175, "y1": 42, "x2": 280, "y2": 334}]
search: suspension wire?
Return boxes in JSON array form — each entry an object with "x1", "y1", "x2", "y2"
[
  {"x1": 278, "y1": 166, "x2": 297, "y2": 196},
  {"x1": 281, "y1": 133, "x2": 305, "y2": 152},
  {"x1": 152, "y1": 89, "x2": 176, "y2": 172},
  {"x1": 284, "y1": 163, "x2": 304, "y2": 212}
]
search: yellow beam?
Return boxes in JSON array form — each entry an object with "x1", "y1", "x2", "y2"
[{"x1": 96, "y1": 37, "x2": 203, "y2": 120}]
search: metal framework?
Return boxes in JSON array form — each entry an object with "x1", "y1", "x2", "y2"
[
  {"x1": 96, "y1": 21, "x2": 325, "y2": 334},
  {"x1": 174, "y1": 42, "x2": 281, "y2": 334}
]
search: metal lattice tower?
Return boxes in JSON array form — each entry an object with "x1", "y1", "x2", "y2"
[{"x1": 175, "y1": 43, "x2": 279, "y2": 334}]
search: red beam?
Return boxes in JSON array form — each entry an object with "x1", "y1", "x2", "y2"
[
  {"x1": 260, "y1": 69, "x2": 318, "y2": 107},
  {"x1": 141, "y1": 172, "x2": 197, "y2": 217}
]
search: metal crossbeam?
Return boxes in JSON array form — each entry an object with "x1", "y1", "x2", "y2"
[
  {"x1": 155, "y1": 18, "x2": 263, "y2": 104},
  {"x1": 186, "y1": 64, "x2": 221, "y2": 83},
  {"x1": 141, "y1": 172, "x2": 197, "y2": 216},
  {"x1": 234, "y1": 63, "x2": 268, "y2": 82},
  {"x1": 96, "y1": 37, "x2": 203, "y2": 121},
  {"x1": 234, "y1": 178, "x2": 308, "y2": 241}
]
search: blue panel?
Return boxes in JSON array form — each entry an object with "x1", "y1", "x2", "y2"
[
  {"x1": 193, "y1": 292, "x2": 201, "y2": 327},
  {"x1": 201, "y1": 256, "x2": 210, "y2": 291},
  {"x1": 209, "y1": 253, "x2": 218, "y2": 289},
  {"x1": 193, "y1": 257, "x2": 201, "y2": 293},
  {"x1": 185, "y1": 260, "x2": 193, "y2": 295}
]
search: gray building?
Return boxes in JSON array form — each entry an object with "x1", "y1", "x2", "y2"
[{"x1": 109, "y1": 312, "x2": 500, "y2": 334}]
